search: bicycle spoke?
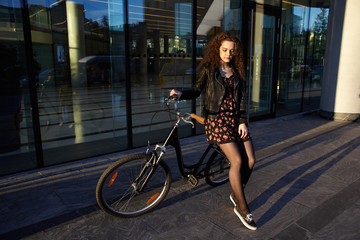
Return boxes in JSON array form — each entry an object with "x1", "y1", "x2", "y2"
[
  {"x1": 116, "y1": 189, "x2": 138, "y2": 212},
  {"x1": 96, "y1": 154, "x2": 171, "y2": 217},
  {"x1": 205, "y1": 149, "x2": 230, "y2": 186}
]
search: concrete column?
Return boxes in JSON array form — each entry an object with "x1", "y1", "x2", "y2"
[
  {"x1": 66, "y1": 1, "x2": 86, "y2": 143},
  {"x1": 66, "y1": 1, "x2": 86, "y2": 88},
  {"x1": 320, "y1": 0, "x2": 360, "y2": 121},
  {"x1": 251, "y1": 11, "x2": 264, "y2": 104}
]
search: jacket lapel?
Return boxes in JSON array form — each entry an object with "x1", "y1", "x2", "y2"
[
  {"x1": 214, "y1": 70, "x2": 224, "y2": 86},
  {"x1": 232, "y1": 69, "x2": 240, "y2": 88}
]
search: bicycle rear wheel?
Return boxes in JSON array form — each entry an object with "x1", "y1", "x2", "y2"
[
  {"x1": 96, "y1": 153, "x2": 171, "y2": 217},
  {"x1": 205, "y1": 148, "x2": 230, "y2": 186}
]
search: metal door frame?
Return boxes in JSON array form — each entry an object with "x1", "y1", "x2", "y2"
[{"x1": 244, "y1": 2, "x2": 282, "y2": 121}]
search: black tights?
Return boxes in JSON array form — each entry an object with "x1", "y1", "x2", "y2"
[
  {"x1": 220, "y1": 139, "x2": 255, "y2": 214},
  {"x1": 240, "y1": 139, "x2": 255, "y2": 187}
]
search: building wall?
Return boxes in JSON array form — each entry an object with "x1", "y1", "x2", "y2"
[
  {"x1": 0, "y1": 0, "x2": 333, "y2": 176},
  {"x1": 320, "y1": 0, "x2": 360, "y2": 121}
]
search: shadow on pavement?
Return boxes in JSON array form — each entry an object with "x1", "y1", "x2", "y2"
[{"x1": 253, "y1": 136, "x2": 360, "y2": 227}]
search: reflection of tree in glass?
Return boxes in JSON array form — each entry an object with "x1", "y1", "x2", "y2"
[{"x1": 312, "y1": 8, "x2": 328, "y2": 58}]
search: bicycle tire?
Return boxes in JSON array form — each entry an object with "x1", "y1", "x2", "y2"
[
  {"x1": 96, "y1": 153, "x2": 171, "y2": 217},
  {"x1": 205, "y1": 148, "x2": 230, "y2": 187}
]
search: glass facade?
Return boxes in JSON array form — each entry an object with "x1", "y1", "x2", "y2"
[
  {"x1": 0, "y1": 0, "x2": 38, "y2": 174},
  {"x1": 246, "y1": 3, "x2": 280, "y2": 118},
  {"x1": 277, "y1": 0, "x2": 329, "y2": 116},
  {"x1": 126, "y1": 0, "x2": 194, "y2": 147},
  {"x1": 0, "y1": 0, "x2": 329, "y2": 176}
]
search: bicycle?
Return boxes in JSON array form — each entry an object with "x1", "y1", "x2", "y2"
[{"x1": 95, "y1": 95, "x2": 230, "y2": 217}]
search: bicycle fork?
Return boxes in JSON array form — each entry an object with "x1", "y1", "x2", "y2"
[
  {"x1": 134, "y1": 118, "x2": 184, "y2": 192},
  {"x1": 133, "y1": 153, "x2": 161, "y2": 193}
]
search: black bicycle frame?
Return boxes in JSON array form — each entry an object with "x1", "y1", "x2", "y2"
[
  {"x1": 164, "y1": 121, "x2": 215, "y2": 178},
  {"x1": 137, "y1": 113, "x2": 216, "y2": 191}
]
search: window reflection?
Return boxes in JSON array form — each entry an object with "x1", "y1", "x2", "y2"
[
  {"x1": 0, "y1": 0, "x2": 330, "y2": 175},
  {"x1": 24, "y1": 0, "x2": 123, "y2": 165},
  {"x1": 128, "y1": 0, "x2": 193, "y2": 147},
  {"x1": 0, "y1": 0, "x2": 37, "y2": 175},
  {"x1": 277, "y1": 0, "x2": 329, "y2": 116},
  {"x1": 303, "y1": 7, "x2": 328, "y2": 111}
]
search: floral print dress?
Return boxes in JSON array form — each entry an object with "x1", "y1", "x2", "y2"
[{"x1": 205, "y1": 75, "x2": 241, "y2": 144}]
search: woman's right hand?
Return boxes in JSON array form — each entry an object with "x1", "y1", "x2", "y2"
[{"x1": 170, "y1": 89, "x2": 182, "y2": 99}]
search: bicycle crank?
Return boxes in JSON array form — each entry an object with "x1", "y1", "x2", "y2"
[{"x1": 187, "y1": 175, "x2": 198, "y2": 187}]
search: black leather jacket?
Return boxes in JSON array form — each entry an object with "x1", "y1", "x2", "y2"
[{"x1": 180, "y1": 67, "x2": 248, "y2": 125}]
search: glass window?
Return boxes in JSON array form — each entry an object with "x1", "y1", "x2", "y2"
[
  {"x1": 277, "y1": 0, "x2": 310, "y2": 116},
  {"x1": 26, "y1": 0, "x2": 126, "y2": 166},
  {"x1": 109, "y1": 1, "x2": 127, "y2": 149},
  {"x1": 0, "y1": 0, "x2": 331, "y2": 175},
  {"x1": 199, "y1": 1, "x2": 278, "y2": 119},
  {"x1": 302, "y1": 5, "x2": 329, "y2": 112},
  {"x1": 0, "y1": 1, "x2": 37, "y2": 175},
  {"x1": 277, "y1": 0, "x2": 329, "y2": 116},
  {"x1": 128, "y1": 0, "x2": 193, "y2": 147},
  {"x1": 248, "y1": 6, "x2": 277, "y2": 117}
]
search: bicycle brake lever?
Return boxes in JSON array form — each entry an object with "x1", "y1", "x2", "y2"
[{"x1": 182, "y1": 115, "x2": 195, "y2": 128}]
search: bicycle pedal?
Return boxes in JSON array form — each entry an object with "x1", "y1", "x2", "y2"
[{"x1": 187, "y1": 175, "x2": 198, "y2": 187}]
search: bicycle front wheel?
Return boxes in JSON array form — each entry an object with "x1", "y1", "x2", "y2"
[
  {"x1": 96, "y1": 154, "x2": 171, "y2": 217},
  {"x1": 205, "y1": 148, "x2": 230, "y2": 187}
]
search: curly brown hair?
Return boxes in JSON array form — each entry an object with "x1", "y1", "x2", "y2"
[{"x1": 199, "y1": 31, "x2": 246, "y2": 80}]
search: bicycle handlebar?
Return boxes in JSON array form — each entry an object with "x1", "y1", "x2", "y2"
[{"x1": 165, "y1": 94, "x2": 205, "y2": 125}]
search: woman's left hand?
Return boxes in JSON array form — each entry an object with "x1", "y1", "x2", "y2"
[{"x1": 238, "y1": 123, "x2": 248, "y2": 139}]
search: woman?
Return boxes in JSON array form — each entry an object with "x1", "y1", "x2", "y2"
[{"x1": 170, "y1": 31, "x2": 257, "y2": 230}]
